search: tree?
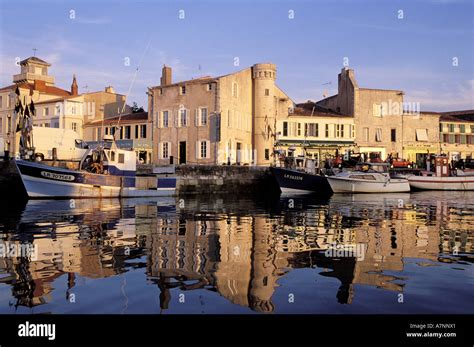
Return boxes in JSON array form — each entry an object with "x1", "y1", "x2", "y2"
[{"x1": 131, "y1": 102, "x2": 144, "y2": 113}]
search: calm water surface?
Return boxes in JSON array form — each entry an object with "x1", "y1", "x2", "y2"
[{"x1": 0, "y1": 192, "x2": 473, "y2": 314}]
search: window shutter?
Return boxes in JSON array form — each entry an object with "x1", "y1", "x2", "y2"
[
  {"x1": 195, "y1": 109, "x2": 199, "y2": 126},
  {"x1": 156, "y1": 112, "x2": 160, "y2": 128},
  {"x1": 174, "y1": 110, "x2": 178, "y2": 127},
  {"x1": 206, "y1": 141, "x2": 210, "y2": 158},
  {"x1": 196, "y1": 141, "x2": 200, "y2": 159},
  {"x1": 168, "y1": 142, "x2": 172, "y2": 158},
  {"x1": 158, "y1": 142, "x2": 162, "y2": 159}
]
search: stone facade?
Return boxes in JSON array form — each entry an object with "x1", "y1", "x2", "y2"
[
  {"x1": 275, "y1": 103, "x2": 355, "y2": 167},
  {"x1": 148, "y1": 63, "x2": 293, "y2": 166},
  {"x1": 439, "y1": 111, "x2": 474, "y2": 160},
  {"x1": 317, "y1": 68, "x2": 445, "y2": 164}
]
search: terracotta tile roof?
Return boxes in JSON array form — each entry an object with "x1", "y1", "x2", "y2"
[
  {"x1": 440, "y1": 110, "x2": 474, "y2": 123},
  {"x1": 293, "y1": 101, "x2": 352, "y2": 118},
  {"x1": 0, "y1": 82, "x2": 70, "y2": 96},
  {"x1": 84, "y1": 112, "x2": 149, "y2": 126}
]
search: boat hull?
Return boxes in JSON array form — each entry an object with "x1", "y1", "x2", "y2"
[
  {"x1": 327, "y1": 177, "x2": 410, "y2": 193},
  {"x1": 408, "y1": 176, "x2": 474, "y2": 191},
  {"x1": 270, "y1": 167, "x2": 332, "y2": 195},
  {"x1": 15, "y1": 160, "x2": 176, "y2": 198}
]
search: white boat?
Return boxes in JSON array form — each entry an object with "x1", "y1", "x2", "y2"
[
  {"x1": 407, "y1": 155, "x2": 474, "y2": 191},
  {"x1": 326, "y1": 163, "x2": 410, "y2": 193},
  {"x1": 15, "y1": 137, "x2": 176, "y2": 198},
  {"x1": 408, "y1": 170, "x2": 474, "y2": 191}
]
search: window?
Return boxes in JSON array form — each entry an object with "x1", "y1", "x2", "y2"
[
  {"x1": 197, "y1": 140, "x2": 209, "y2": 159},
  {"x1": 297, "y1": 123, "x2": 301, "y2": 136},
  {"x1": 97, "y1": 128, "x2": 101, "y2": 140},
  {"x1": 350, "y1": 124, "x2": 355, "y2": 138},
  {"x1": 335, "y1": 124, "x2": 341, "y2": 138},
  {"x1": 325, "y1": 124, "x2": 329, "y2": 138},
  {"x1": 44, "y1": 107, "x2": 49, "y2": 116},
  {"x1": 363, "y1": 127, "x2": 369, "y2": 141},
  {"x1": 449, "y1": 124, "x2": 455, "y2": 132},
  {"x1": 373, "y1": 104, "x2": 382, "y2": 117},
  {"x1": 162, "y1": 142, "x2": 169, "y2": 159},
  {"x1": 443, "y1": 134, "x2": 449, "y2": 143},
  {"x1": 124, "y1": 125, "x2": 131, "y2": 139},
  {"x1": 265, "y1": 89, "x2": 270, "y2": 96},
  {"x1": 118, "y1": 153, "x2": 125, "y2": 163},
  {"x1": 460, "y1": 135, "x2": 467, "y2": 144},
  {"x1": 111, "y1": 151, "x2": 116, "y2": 161},
  {"x1": 232, "y1": 82, "x2": 238, "y2": 97},
  {"x1": 200, "y1": 108, "x2": 207, "y2": 126},
  {"x1": 158, "y1": 88, "x2": 163, "y2": 95},
  {"x1": 207, "y1": 84, "x2": 212, "y2": 91},
  {"x1": 55, "y1": 105, "x2": 60, "y2": 115},
  {"x1": 180, "y1": 109, "x2": 187, "y2": 127},
  {"x1": 180, "y1": 85, "x2": 186, "y2": 95},
  {"x1": 201, "y1": 141, "x2": 207, "y2": 158},
  {"x1": 135, "y1": 125, "x2": 139, "y2": 138},
  {"x1": 391, "y1": 128, "x2": 396, "y2": 142},
  {"x1": 162, "y1": 110, "x2": 169, "y2": 128},
  {"x1": 140, "y1": 124, "x2": 147, "y2": 138},
  {"x1": 416, "y1": 129, "x2": 428, "y2": 142},
  {"x1": 448, "y1": 134, "x2": 455, "y2": 144},
  {"x1": 110, "y1": 127, "x2": 115, "y2": 135},
  {"x1": 471, "y1": 125, "x2": 474, "y2": 133},
  {"x1": 460, "y1": 124, "x2": 466, "y2": 133},
  {"x1": 308, "y1": 123, "x2": 318, "y2": 137},
  {"x1": 0, "y1": 117, "x2": 2, "y2": 133},
  {"x1": 71, "y1": 122, "x2": 77, "y2": 132},
  {"x1": 340, "y1": 124, "x2": 344, "y2": 138},
  {"x1": 375, "y1": 128, "x2": 382, "y2": 142},
  {"x1": 71, "y1": 105, "x2": 76, "y2": 115},
  {"x1": 7, "y1": 116, "x2": 11, "y2": 132},
  {"x1": 265, "y1": 149, "x2": 270, "y2": 160},
  {"x1": 283, "y1": 122, "x2": 288, "y2": 136}
]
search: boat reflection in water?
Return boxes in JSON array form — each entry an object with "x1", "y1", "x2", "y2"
[{"x1": 0, "y1": 192, "x2": 472, "y2": 313}]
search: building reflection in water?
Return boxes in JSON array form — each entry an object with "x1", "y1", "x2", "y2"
[{"x1": 0, "y1": 191, "x2": 472, "y2": 312}]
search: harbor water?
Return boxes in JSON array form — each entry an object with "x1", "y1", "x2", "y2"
[{"x1": 0, "y1": 191, "x2": 472, "y2": 314}]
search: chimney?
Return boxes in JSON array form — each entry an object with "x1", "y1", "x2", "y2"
[
  {"x1": 160, "y1": 65, "x2": 172, "y2": 86},
  {"x1": 71, "y1": 74, "x2": 78, "y2": 95},
  {"x1": 105, "y1": 86, "x2": 115, "y2": 93}
]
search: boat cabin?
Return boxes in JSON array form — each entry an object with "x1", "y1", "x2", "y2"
[{"x1": 80, "y1": 138, "x2": 137, "y2": 176}]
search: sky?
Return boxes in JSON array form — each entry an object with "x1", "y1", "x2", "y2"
[{"x1": 0, "y1": 0, "x2": 473, "y2": 112}]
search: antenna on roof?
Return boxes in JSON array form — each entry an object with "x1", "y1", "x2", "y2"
[{"x1": 32, "y1": 48, "x2": 37, "y2": 57}]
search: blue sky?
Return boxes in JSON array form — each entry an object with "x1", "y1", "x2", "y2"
[{"x1": 1, "y1": 0, "x2": 473, "y2": 111}]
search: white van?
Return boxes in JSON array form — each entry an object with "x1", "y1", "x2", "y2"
[{"x1": 16, "y1": 127, "x2": 88, "y2": 161}]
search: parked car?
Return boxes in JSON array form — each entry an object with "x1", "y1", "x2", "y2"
[{"x1": 391, "y1": 159, "x2": 412, "y2": 168}]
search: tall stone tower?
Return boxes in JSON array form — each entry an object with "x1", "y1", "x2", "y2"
[{"x1": 252, "y1": 63, "x2": 277, "y2": 166}]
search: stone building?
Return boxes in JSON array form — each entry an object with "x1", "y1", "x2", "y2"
[
  {"x1": 0, "y1": 57, "x2": 126, "y2": 156},
  {"x1": 275, "y1": 102, "x2": 355, "y2": 167},
  {"x1": 439, "y1": 110, "x2": 474, "y2": 161},
  {"x1": 148, "y1": 63, "x2": 294, "y2": 166},
  {"x1": 316, "y1": 67, "x2": 440, "y2": 164},
  {"x1": 83, "y1": 111, "x2": 153, "y2": 163}
]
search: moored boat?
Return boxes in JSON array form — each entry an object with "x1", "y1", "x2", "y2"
[
  {"x1": 407, "y1": 156, "x2": 474, "y2": 191},
  {"x1": 15, "y1": 138, "x2": 176, "y2": 198},
  {"x1": 271, "y1": 166, "x2": 331, "y2": 195},
  {"x1": 271, "y1": 148, "x2": 332, "y2": 195},
  {"x1": 327, "y1": 163, "x2": 410, "y2": 193}
]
